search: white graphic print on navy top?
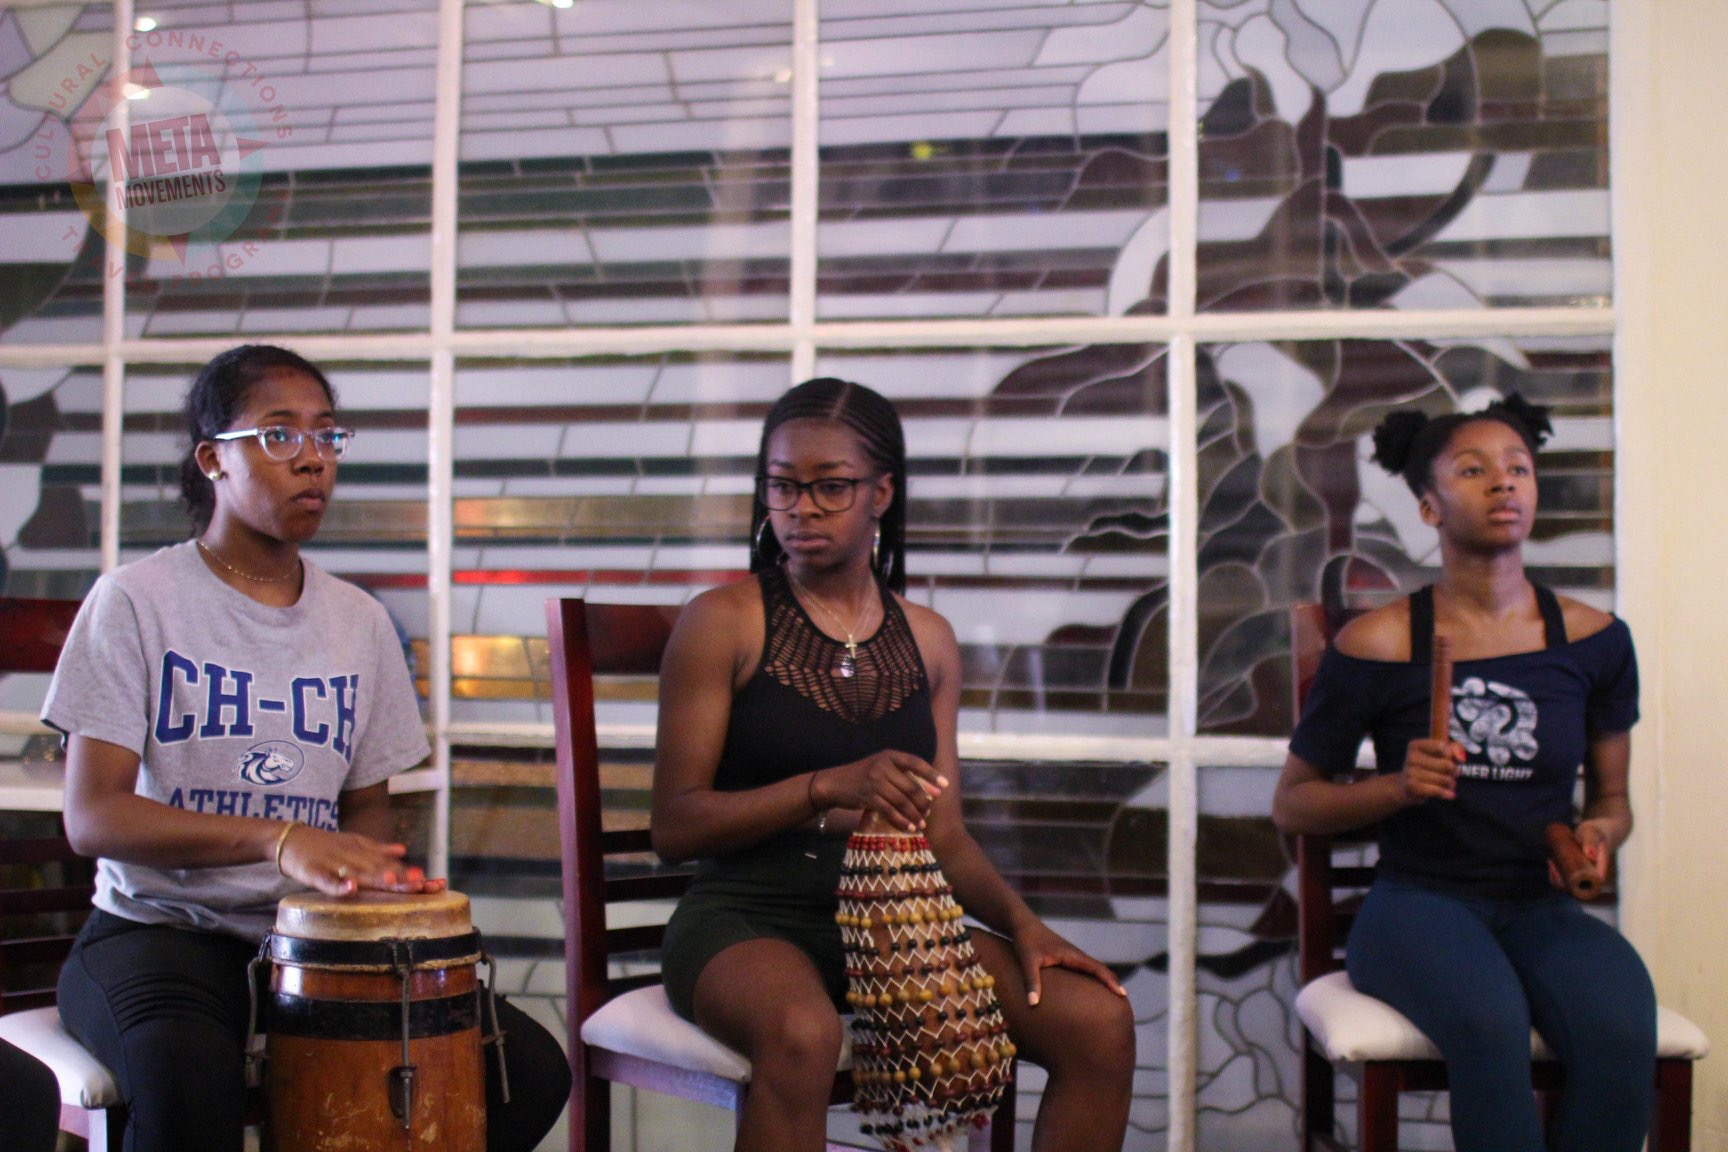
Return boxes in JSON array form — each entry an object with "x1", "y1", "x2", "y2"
[{"x1": 1451, "y1": 677, "x2": 1540, "y2": 780}]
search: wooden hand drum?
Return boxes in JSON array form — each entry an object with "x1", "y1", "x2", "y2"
[
  {"x1": 837, "y1": 829, "x2": 1014, "y2": 1152},
  {"x1": 261, "y1": 891, "x2": 490, "y2": 1152}
]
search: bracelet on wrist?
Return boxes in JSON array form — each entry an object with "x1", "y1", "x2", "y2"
[
  {"x1": 273, "y1": 820, "x2": 302, "y2": 876},
  {"x1": 807, "y1": 771, "x2": 827, "y2": 834}
]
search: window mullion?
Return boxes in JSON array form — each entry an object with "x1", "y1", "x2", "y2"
[
  {"x1": 790, "y1": 0, "x2": 819, "y2": 382},
  {"x1": 1165, "y1": 0, "x2": 1201, "y2": 1149},
  {"x1": 100, "y1": 0, "x2": 135, "y2": 575},
  {"x1": 424, "y1": 0, "x2": 465, "y2": 877}
]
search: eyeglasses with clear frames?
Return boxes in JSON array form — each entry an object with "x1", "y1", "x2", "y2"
[
  {"x1": 756, "y1": 475, "x2": 875, "y2": 513},
  {"x1": 212, "y1": 425, "x2": 354, "y2": 461}
]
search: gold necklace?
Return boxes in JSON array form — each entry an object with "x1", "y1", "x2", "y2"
[
  {"x1": 197, "y1": 538, "x2": 302, "y2": 585},
  {"x1": 788, "y1": 570, "x2": 875, "y2": 679}
]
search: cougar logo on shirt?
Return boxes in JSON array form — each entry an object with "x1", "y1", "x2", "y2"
[
  {"x1": 1452, "y1": 676, "x2": 1539, "y2": 776},
  {"x1": 238, "y1": 740, "x2": 305, "y2": 785}
]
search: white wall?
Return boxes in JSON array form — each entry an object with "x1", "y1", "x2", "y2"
[{"x1": 1616, "y1": 2, "x2": 1728, "y2": 1147}]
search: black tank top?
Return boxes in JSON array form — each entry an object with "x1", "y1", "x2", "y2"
[{"x1": 712, "y1": 565, "x2": 937, "y2": 793}]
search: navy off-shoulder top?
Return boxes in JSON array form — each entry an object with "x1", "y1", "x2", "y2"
[{"x1": 1290, "y1": 605, "x2": 1638, "y2": 899}]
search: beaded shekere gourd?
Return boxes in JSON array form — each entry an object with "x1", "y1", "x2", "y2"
[{"x1": 837, "y1": 827, "x2": 1015, "y2": 1152}]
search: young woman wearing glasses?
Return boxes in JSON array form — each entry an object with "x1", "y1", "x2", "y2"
[
  {"x1": 651, "y1": 378, "x2": 1136, "y2": 1152},
  {"x1": 44, "y1": 345, "x2": 569, "y2": 1152}
]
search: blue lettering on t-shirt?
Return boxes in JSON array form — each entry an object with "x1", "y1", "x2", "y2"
[
  {"x1": 330, "y1": 674, "x2": 358, "y2": 760},
  {"x1": 154, "y1": 651, "x2": 200, "y2": 744},
  {"x1": 291, "y1": 677, "x2": 329, "y2": 744},
  {"x1": 168, "y1": 789, "x2": 329, "y2": 829},
  {"x1": 199, "y1": 663, "x2": 255, "y2": 739}
]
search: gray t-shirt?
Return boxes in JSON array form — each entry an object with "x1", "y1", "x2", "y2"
[{"x1": 42, "y1": 542, "x2": 432, "y2": 940}]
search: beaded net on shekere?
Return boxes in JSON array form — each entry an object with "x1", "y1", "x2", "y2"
[{"x1": 837, "y1": 829, "x2": 1014, "y2": 1152}]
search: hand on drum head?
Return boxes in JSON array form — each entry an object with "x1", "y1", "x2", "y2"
[{"x1": 278, "y1": 824, "x2": 448, "y2": 897}]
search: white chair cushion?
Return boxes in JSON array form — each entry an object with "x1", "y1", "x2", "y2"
[
  {"x1": 0, "y1": 1006, "x2": 122, "y2": 1109},
  {"x1": 1296, "y1": 970, "x2": 1711, "y2": 1063},
  {"x1": 579, "y1": 985, "x2": 853, "y2": 1083}
]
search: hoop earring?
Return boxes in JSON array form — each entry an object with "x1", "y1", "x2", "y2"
[{"x1": 754, "y1": 515, "x2": 773, "y2": 561}]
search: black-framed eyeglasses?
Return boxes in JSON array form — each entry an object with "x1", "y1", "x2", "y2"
[
  {"x1": 212, "y1": 425, "x2": 354, "y2": 462},
  {"x1": 756, "y1": 475, "x2": 874, "y2": 513}
]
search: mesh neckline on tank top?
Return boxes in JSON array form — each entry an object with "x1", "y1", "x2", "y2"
[{"x1": 760, "y1": 564, "x2": 926, "y2": 725}]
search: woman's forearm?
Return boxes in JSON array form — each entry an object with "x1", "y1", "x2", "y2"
[
  {"x1": 1271, "y1": 772, "x2": 1412, "y2": 835},
  {"x1": 651, "y1": 774, "x2": 820, "y2": 863},
  {"x1": 930, "y1": 830, "x2": 1039, "y2": 938},
  {"x1": 64, "y1": 788, "x2": 287, "y2": 869}
]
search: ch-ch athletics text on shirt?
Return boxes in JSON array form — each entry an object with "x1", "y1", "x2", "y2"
[{"x1": 153, "y1": 648, "x2": 360, "y2": 831}]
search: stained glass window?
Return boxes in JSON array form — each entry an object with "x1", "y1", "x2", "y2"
[
  {"x1": 0, "y1": 3, "x2": 113, "y2": 345},
  {"x1": 1193, "y1": 335, "x2": 1614, "y2": 737},
  {"x1": 456, "y1": 1, "x2": 793, "y2": 328},
  {"x1": 817, "y1": 2, "x2": 1171, "y2": 320},
  {"x1": 1192, "y1": 0, "x2": 1609, "y2": 313},
  {"x1": 109, "y1": 0, "x2": 440, "y2": 338}
]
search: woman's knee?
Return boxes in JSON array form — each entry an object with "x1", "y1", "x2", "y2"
[
  {"x1": 1022, "y1": 977, "x2": 1136, "y2": 1084},
  {"x1": 754, "y1": 1001, "x2": 846, "y2": 1074}
]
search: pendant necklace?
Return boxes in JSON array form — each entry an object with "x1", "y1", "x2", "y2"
[{"x1": 789, "y1": 570, "x2": 873, "y2": 678}]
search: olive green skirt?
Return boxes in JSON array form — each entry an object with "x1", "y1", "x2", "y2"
[{"x1": 661, "y1": 831, "x2": 850, "y2": 1022}]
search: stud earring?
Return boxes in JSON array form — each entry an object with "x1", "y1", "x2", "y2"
[{"x1": 206, "y1": 470, "x2": 223, "y2": 481}]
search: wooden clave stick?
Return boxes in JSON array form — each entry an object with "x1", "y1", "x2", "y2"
[
  {"x1": 1545, "y1": 823, "x2": 1602, "y2": 901},
  {"x1": 1429, "y1": 634, "x2": 1454, "y2": 743}
]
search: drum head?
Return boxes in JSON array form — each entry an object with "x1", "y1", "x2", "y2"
[{"x1": 273, "y1": 890, "x2": 472, "y2": 941}]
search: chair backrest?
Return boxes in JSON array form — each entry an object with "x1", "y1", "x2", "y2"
[
  {"x1": 0, "y1": 597, "x2": 82, "y2": 674},
  {"x1": 545, "y1": 599, "x2": 688, "y2": 1037},
  {"x1": 1289, "y1": 602, "x2": 1376, "y2": 986},
  {"x1": 0, "y1": 836, "x2": 97, "y2": 1015},
  {"x1": 0, "y1": 596, "x2": 96, "y2": 1015}
]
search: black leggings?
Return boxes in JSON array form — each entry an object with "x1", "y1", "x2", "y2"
[
  {"x1": 0, "y1": 1036, "x2": 60, "y2": 1152},
  {"x1": 57, "y1": 910, "x2": 569, "y2": 1152}
]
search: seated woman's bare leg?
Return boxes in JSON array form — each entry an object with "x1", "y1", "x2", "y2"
[
  {"x1": 692, "y1": 937, "x2": 846, "y2": 1152},
  {"x1": 969, "y1": 931, "x2": 1136, "y2": 1152}
]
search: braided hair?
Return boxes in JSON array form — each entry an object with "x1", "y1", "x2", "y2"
[
  {"x1": 1371, "y1": 392, "x2": 1553, "y2": 498},
  {"x1": 750, "y1": 377, "x2": 909, "y2": 593},
  {"x1": 179, "y1": 345, "x2": 337, "y2": 533}
]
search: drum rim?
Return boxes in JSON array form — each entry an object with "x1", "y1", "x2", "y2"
[{"x1": 267, "y1": 930, "x2": 484, "y2": 971}]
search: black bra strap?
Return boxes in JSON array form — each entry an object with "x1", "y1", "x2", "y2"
[
  {"x1": 1408, "y1": 582, "x2": 1567, "y2": 661},
  {"x1": 1533, "y1": 583, "x2": 1567, "y2": 648},
  {"x1": 1408, "y1": 585, "x2": 1435, "y2": 665}
]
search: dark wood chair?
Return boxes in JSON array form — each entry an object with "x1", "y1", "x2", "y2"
[
  {"x1": 0, "y1": 596, "x2": 127, "y2": 1151},
  {"x1": 546, "y1": 597, "x2": 1016, "y2": 1152},
  {"x1": 1289, "y1": 602, "x2": 1709, "y2": 1152}
]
